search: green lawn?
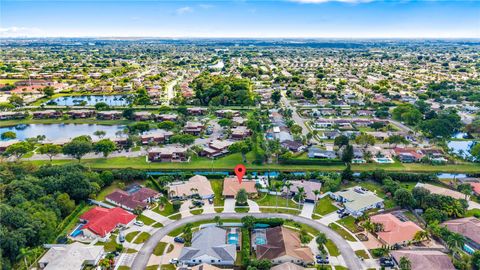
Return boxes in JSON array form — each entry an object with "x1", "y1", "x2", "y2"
[
  {"x1": 0, "y1": 79, "x2": 21, "y2": 84},
  {"x1": 254, "y1": 193, "x2": 296, "y2": 208},
  {"x1": 153, "y1": 201, "x2": 177, "y2": 217},
  {"x1": 338, "y1": 216, "x2": 361, "y2": 233},
  {"x1": 284, "y1": 220, "x2": 320, "y2": 236},
  {"x1": 328, "y1": 223, "x2": 356, "y2": 241},
  {"x1": 355, "y1": 250, "x2": 370, "y2": 259},
  {"x1": 235, "y1": 207, "x2": 250, "y2": 213},
  {"x1": 133, "y1": 232, "x2": 151, "y2": 244},
  {"x1": 96, "y1": 181, "x2": 120, "y2": 201},
  {"x1": 466, "y1": 208, "x2": 480, "y2": 217},
  {"x1": 26, "y1": 155, "x2": 480, "y2": 173},
  {"x1": 125, "y1": 231, "x2": 140, "y2": 242},
  {"x1": 169, "y1": 213, "x2": 182, "y2": 220},
  {"x1": 211, "y1": 179, "x2": 225, "y2": 207},
  {"x1": 117, "y1": 266, "x2": 131, "y2": 270},
  {"x1": 96, "y1": 233, "x2": 118, "y2": 252},
  {"x1": 314, "y1": 197, "x2": 338, "y2": 216},
  {"x1": 125, "y1": 248, "x2": 137, "y2": 254},
  {"x1": 325, "y1": 239, "x2": 340, "y2": 256},
  {"x1": 153, "y1": 242, "x2": 170, "y2": 256},
  {"x1": 152, "y1": 222, "x2": 164, "y2": 228},
  {"x1": 190, "y1": 209, "x2": 204, "y2": 215},
  {"x1": 259, "y1": 207, "x2": 301, "y2": 215},
  {"x1": 335, "y1": 266, "x2": 348, "y2": 270},
  {"x1": 159, "y1": 264, "x2": 176, "y2": 270},
  {"x1": 137, "y1": 215, "x2": 156, "y2": 226}
]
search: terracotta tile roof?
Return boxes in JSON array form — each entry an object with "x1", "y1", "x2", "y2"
[
  {"x1": 80, "y1": 207, "x2": 136, "y2": 237},
  {"x1": 442, "y1": 217, "x2": 480, "y2": 244},
  {"x1": 222, "y1": 177, "x2": 257, "y2": 197},
  {"x1": 370, "y1": 213, "x2": 423, "y2": 245},
  {"x1": 256, "y1": 226, "x2": 314, "y2": 263},
  {"x1": 471, "y1": 183, "x2": 480, "y2": 195},
  {"x1": 391, "y1": 250, "x2": 455, "y2": 270}
]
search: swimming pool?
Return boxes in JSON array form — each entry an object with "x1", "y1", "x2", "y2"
[
  {"x1": 70, "y1": 224, "x2": 84, "y2": 237},
  {"x1": 374, "y1": 157, "x2": 394, "y2": 164},
  {"x1": 227, "y1": 233, "x2": 239, "y2": 245},
  {"x1": 255, "y1": 237, "x2": 266, "y2": 245}
]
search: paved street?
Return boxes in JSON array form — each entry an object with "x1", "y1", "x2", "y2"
[
  {"x1": 281, "y1": 91, "x2": 309, "y2": 136},
  {"x1": 130, "y1": 212, "x2": 363, "y2": 270}
]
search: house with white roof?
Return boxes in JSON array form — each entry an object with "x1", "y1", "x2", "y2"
[{"x1": 331, "y1": 186, "x2": 384, "y2": 217}]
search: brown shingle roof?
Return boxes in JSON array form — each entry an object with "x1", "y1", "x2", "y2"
[{"x1": 256, "y1": 227, "x2": 314, "y2": 263}]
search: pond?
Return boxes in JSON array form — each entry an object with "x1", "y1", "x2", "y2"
[
  {"x1": 0, "y1": 124, "x2": 127, "y2": 141},
  {"x1": 45, "y1": 95, "x2": 131, "y2": 106},
  {"x1": 447, "y1": 140, "x2": 476, "y2": 159}
]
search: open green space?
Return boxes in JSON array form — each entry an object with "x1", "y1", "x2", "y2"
[
  {"x1": 27, "y1": 156, "x2": 480, "y2": 173},
  {"x1": 355, "y1": 250, "x2": 370, "y2": 259},
  {"x1": 136, "y1": 215, "x2": 156, "y2": 226},
  {"x1": 190, "y1": 209, "x2": 204, "y2": 215},
  {"x1": 259, "y1": 207, "x2": 301, "y2": 215},
  {"x1": 325, "y1": 239, "x2": 340, "y2": 256},
  {"x1": 338, "y1": 216, "x2": 361, "y2": 233},
  {"x1": 328, "y1": 223, "x2": 356, "y2": 241},
  {"x1": 133, "y1": 232, "x2": 151, "y2": 244},
  {"x1": 153, "y1": 242, "x2": 171, "y2": 256},
  {"x1": 153, "y1": 201, "x2": 177, "y2": 216},
  {"x1": 314, "y1": 197, "x2": 338, "y2": 216},
  {"x1": 254, "y1": 193, "x2": 296, "y2": 208},
  {"x1": 95, "y1": 181, "x2": 121, "y2": 201}
]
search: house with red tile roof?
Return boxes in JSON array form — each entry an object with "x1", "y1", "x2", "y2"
[
  {"x1": 391, "y1": 250, "x2": 455, "y2": 270},
  {"x1": 370, "y1": 213, "x2": 423, "y2": 246},
  {"x1": 470, "y1": 183, "x2": 480, "y2": 196},
  {"x1": 222, "y1": 177, "x2": 257, "y2": 198},
  {"x1": 80, "y1": 207, "x2": 136, "y2": 239},
  {"x1": 105, "y1": 186, "x2": 159, "y2": 211}
]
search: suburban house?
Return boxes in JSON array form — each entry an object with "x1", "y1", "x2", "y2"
[
  {"x1": 307, "y1": 147, "x2": 337, "y2": 159},
  {"x1": 178, "y1": 226, "x2": 236, "y2": 266},
  {"x1": 0, "y1": 140, "x2": 19, "y2": 152},
  {"x1": 393, "y1": 147, "x2": 424, "y2": 163},
  {"x1": 32, "y1": 110, "x2": 63, "y2": 119},
  {"x1": 38, "y1": 242, "x2": 104, "y2": 270},
  {"x1": 216, "y1": 109, "x2": 239, "y2": 118},
  {"x1": 68, "y1": 110, "x2": 95, "y2": 119},
  {"x1": 178, "y1": 263, "x2": 232, "y2": 270},
  {"x1": 283, "y1": 180, "x2": 322, "y2": 203},
  {"x1": 331, "y1": 186, "x2": 384, "y2": 217},
  {"x1": 270, "y1": 262, "x2": 306, "y2": 270},
  {"x1": 370, "y1": 213, "x2": 423, "y2": 246},
  {"x1": 140, "y1": 130, "x2": 173, "y2": 145},
  {"x1": 0, "y1": 111, "x2": 27, "y2": 120},
  {"x1": 415, "y1": 183, "x2": 468, "y2": 200},
  {"x1": 157, "y1": 113, "x2": 178, "y2": 122},
  {"x1": 187, "y1": 107, "x2": 208, "y2": 115},
  {"x1": 133, "y1": 111, "x2": 153, "y2": 121},
  {"x1": 390, "y1": 250, "x2": 455, "y2": 270},
  {"x1": 147, "y1": 146, "x2": 188, "y2": 162},
  {"x1": 281, "y1": 140, "x2": 306, "y2": 153},
  {"x1": 253, "y1": 226, "x2": 314, "y2": 266},
  {"x1": 471, "y1": 183, "x2": 480, "y2": 196},
  {"x1": 442, "y1": 217, "x2": 480, "y2": 254},
  {"x1": 167, "y1": 175, "x2": 214, "y2": 199},
  {"x1": 96, "y1": 110, "x2": 122, "y2": 120},
  {"x1": 230, "y1": 126, "x2": 251, "y2": 140},
  {"x1": 79, "y1": 207, "x2": 136, "y2": 239},
  {"x1": 105, "y1": 185, "x2": 159, "y2": 211},
  {"x1": 222, "y1": 177, "x2": 258, "y2": 198},
  {"x1": 201, "y1": 140, "x2": 234, "y2": 158},
  {"x1": 184, "y1": 121, "x2": 205, "y2": 135}
]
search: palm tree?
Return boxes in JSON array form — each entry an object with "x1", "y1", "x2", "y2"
[
  {"x1": 297, "y1": 186, "x2": 306, "y2": 210},
  {"x1": 313, "y1": 189, "x2": 321, "y2": 205},
  {"x1": 16, "y1": 247, "x2": 34, "y2": 270},
  {"x1": 274, "y1": 182, "x2": 282, "y2": 209},
  {"x1": 446, "y1": 233, "x2": 466, "y2": 255},
  {"x1": 399, "y1": 256, "x2": 412, "y2": 270},
  {"x1": 284, "y1": 181, "x2": 293, "y2": 208}
]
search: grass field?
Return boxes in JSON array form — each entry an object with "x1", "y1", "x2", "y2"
[
  {"x1": 355, "y1": 250, "x2": 370, "y2": 259},
  {"x1": 26, "y1": 156, "x2": 480, "y2": 173},
  {"x1": 153, "y1": 242, "x2": 169, "y2": 256},
  {"x1": 169, "y1": 213, "x2": 182, "y2": 220},
  {"x1": 0, "y1": 79, "x2": 21, "y2": 84},
  {"x1": 133, "y1": 232, "x2": 151, "y2": 244},
  {"x1": 211, "y1": 179, "x2": 225, "y2": 206},
  {"x1": 125, "y1": 231, "x2": 140, "y2": 242},
  {"x1": 325, "y1": 239, "x2": 340, "y2": 256},
  {"x1": 190, "y1": 209, "x2": 204, "y2": 215},
  {"x1": 314, "y1": 197, "x2": 338, "y2": 216},
  {"x1": 259, "y1": 207, "x2": 301, "y2": 215},
  {"x1": 136, "y1": 215, "x2": 156, "y2": 225},
  {"x1": 254, "y1": 193, "x2": 296, "y2": 208},
  {"x1": 235, "y1": 207, "x2": 250, "y2": 213},
  {"x1": 153, "y1": 201, "x2": 177, "y2": 216},
  {"x1": 337, "y1": 216, "x2": 361, "y2": 233},
  {"x1": 328, "y1": 223, "x2": 356, "y2": 241}
]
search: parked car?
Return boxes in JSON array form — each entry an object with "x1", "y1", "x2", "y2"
[
  {"x1": 208, "y1": 198, "x2": 214, "y2": 204},
  {"x1": 134, "y1": 221, "x2": 144, "y2": 226},
  {"x1": 119, "y1": 234, "x2": 125, "y2": 243},
  {"x1": 169, "y1": 258, "x2": 178, "y2": 264},
  {"x1": 174, "y1": 237, "x2": 185, "y2": 243},
  {"x1": 380, "y1": 257, "x2": 395, "y2": 267},
  {"x1": 192, "y1": 200, "x2": 204, "y2": 207},
  {"x1": 339, "y1": 212, "x2": 350, "y2": 218},
  {"x1": 336, "y1": 208, "x2": 345, "y2": 214}
]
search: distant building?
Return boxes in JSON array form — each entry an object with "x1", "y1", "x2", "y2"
[
  {"x1": 148, "y1": 146, "x2": 188, "y2": 162},
  {"x1": 179, "y1": 226, "x2": 236, "y2": 266},
  {"x1": 38, "y1": 242, "x2": 104, "y2": 270},
  {"x1": 331, "y1": 186, "x2": 384, "y2": 217}
]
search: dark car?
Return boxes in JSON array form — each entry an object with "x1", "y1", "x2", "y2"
[
  {"x1": 315, "y1": 254, "x2": 323, "y2": 260},
  {"x1": 174, "y1": 237, "x2": 185, "y2": 243},
  {"x1": 339, "y1": 212, "x2": 350, "y2": 218},
  {"x1": 336, "y1": 208, "x2": 345, "y2": 214},
  {"x1": 380, "y1": 257, "x2": 395, "y2": 267},
  {"x1": 208, "y1": 198, "x2": 214, "y2": 204},
  {"x1": 192, "y1": 200, "x2": 204, "y2": 207}
]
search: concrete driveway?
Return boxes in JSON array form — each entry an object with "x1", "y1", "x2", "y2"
[
  {"x1": 223, "y1": 198, "x2": 236, "y2": 213},
  {"x1": 300, "y1": 202, "x2": 315, "y2": 218},
  {"x1": 130, "y1": 213, "x2": 363, "y2": 270},
  {"x1": 247, "y1": 200, "x2": 260, "y2": 213}
]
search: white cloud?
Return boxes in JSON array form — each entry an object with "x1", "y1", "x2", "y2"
[
  {"x1": 175, "y1": 6, "x2": 193, "y2": 15},
  {"x1": 0, "y1": 26, "x2": 43, "y2": 37},
  {"x1": 290, "y1": 0, "x2": 373, "y2": 3}
]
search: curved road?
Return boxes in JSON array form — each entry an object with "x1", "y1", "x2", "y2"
[{"x1": 131, "y1": 213, "x2": 363, "y2": 270}]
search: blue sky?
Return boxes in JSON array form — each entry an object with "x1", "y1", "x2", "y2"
[{"x1": 1, "y1": 0, "x2": 479, "y2": 38}]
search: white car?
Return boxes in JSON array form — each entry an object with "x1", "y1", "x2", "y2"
[
  {"x1": 134, "y1": 221, "x2": 144, "y2": 226},
  {"x1": 169, "y1": 258, "x2": 178, "y2": 264}
]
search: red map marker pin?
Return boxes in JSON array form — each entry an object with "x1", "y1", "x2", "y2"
[{"x1": 234, "y1": 164, "x2": 246, "y2": 184}]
